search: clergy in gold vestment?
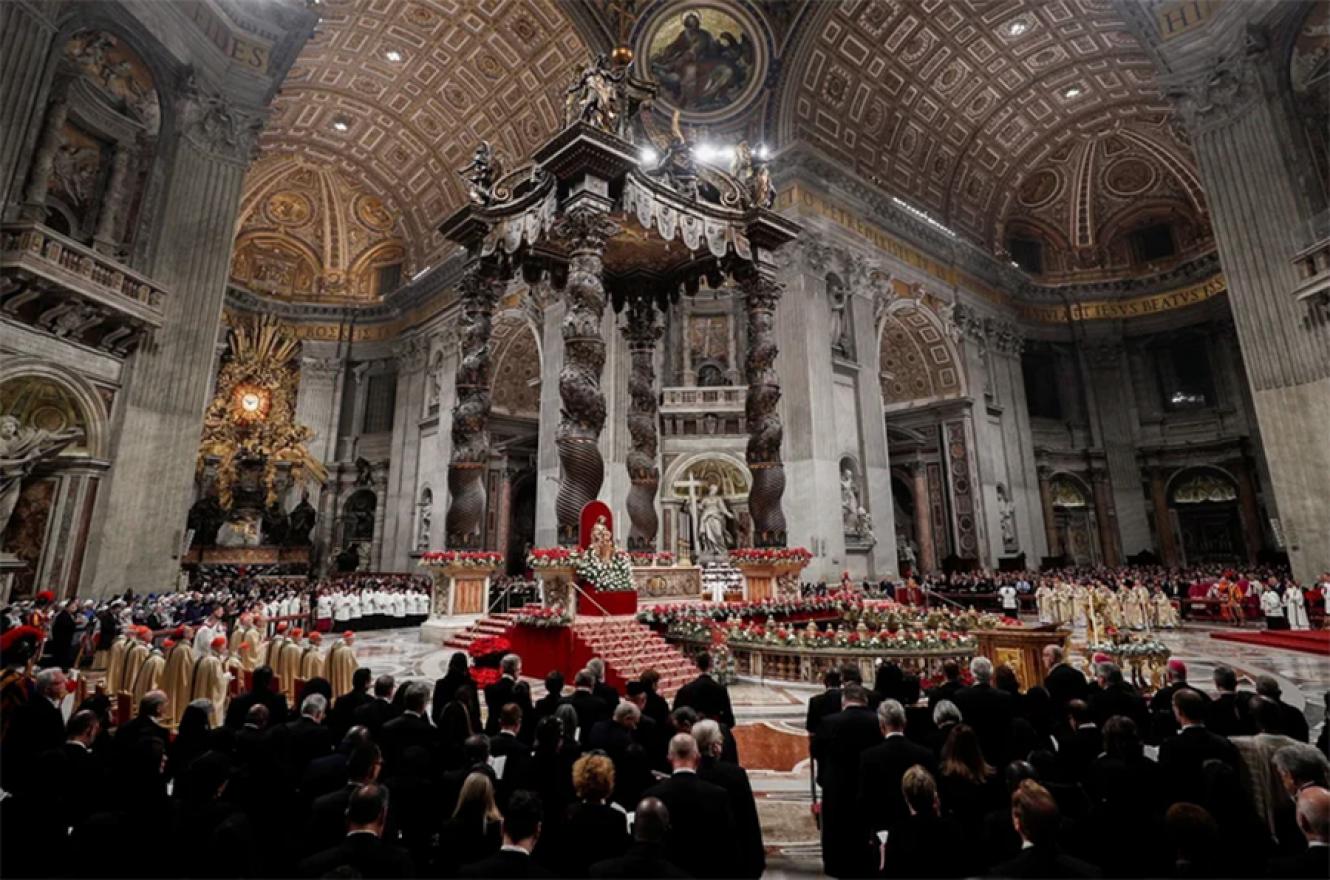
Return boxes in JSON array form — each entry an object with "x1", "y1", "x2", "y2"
[
  {"x1": 276, "y1": 629, "x2": 306, "y2": 703},
  {"x1": 104, "y1": 633, "x2": 131, "y2": 695},
  {"x1": 300, "y1": 631, "x2": 325, "y2": 681},
  {"x1": 230, "y1": 613, "x2": 263, "y2": 672},
  {"x1": 326, "y1": 631, "x2": 358, "y2": 699},
  {"x1": 130, "y1": 645, "x2": 166, "y2": 707},
  {"x1": 119, "y1": 628, "x2": 151, "y2": 696},
  {"x1": 160, "y1": 634, "x2": 197, "y2": 727},
  {"x1": 190, "y1": 636, "x2": 230, "y2": 727}
]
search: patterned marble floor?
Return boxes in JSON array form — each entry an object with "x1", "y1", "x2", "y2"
[{"x1": 353, "y1": 621, "x2": 1329, "y2": 878}]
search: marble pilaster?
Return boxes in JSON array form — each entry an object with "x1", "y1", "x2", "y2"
[
  {"x1": 383, "y1": 336, "x2": 428, "y2": 569},
  {"x1": 0, "y1": 2, "x2": 57, "y2": 212},
  {"x1": 1080, "y1": 341, "x2": 1151, "y2": 558}
]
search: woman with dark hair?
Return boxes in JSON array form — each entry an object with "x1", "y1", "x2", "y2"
[
  {"x1": 433, "y1": 651, "x2": 479, "y2": 729},
  {"x1": 1197, "y1": 759, "x2": 1271, "y2": 878},
  {"x1": 874, "y1": 661, "x2": 904, "y2": 705},
  {"x1": 937, "y1": 723, "x2": 1002, "y2": 825},
  {"x1": 994, "y1": 664, "x2": 1022, "y2": 697},
  {"x1": 637, "y1": 669, "x2": 670, "y2": 726},
  {"x1": 438, "y1": 684, "x2": 479, "y2": 765},
  {"x1": 523, "y1": 716, "x2": 576, "y2": 867},
  {"x1": 168, "y1": 700, "x2": 216, "y2": 790},
  {"x1": 512, "y1": 680, "x2": 535, "y2": 743},
  {"x1": 1084, "y1": 716, "x2": 1168, "y2": 877}
]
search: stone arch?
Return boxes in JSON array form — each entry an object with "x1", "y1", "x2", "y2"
[
  {"x1": 878, "y1": 299, "x2": 966, "y2": 408},
  {"x1": 342, "y1": 488, "x2": 377, "y2": 543},
  {"x1": 662, "y1": 451, "x2": 752, "y2": 500},
  {"x1": 1048, "y1": 472, "x2": 1093, "y2": 508},
  {"x1": 490, "y1": 311, "x2": 542, "y2": 418},
  {"x1": 1166, "y1": 466, "x2": 1239, "y2": 504},
  {"x1": 0, "y1": 357, "x2": 109, "y2": 459}
]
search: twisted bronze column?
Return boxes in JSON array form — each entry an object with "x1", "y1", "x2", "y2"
[
  {"x1": 740, "y1": 269, "x2": 787, "y2": 546},
  {"x1": 444, "y1": 264, "x2": 500, "y2": 548},
  {"x1": 552, "y1": 208, "x2": 619, "y2": 544},
  {"x1": 623, "y1": 296, "x2": 662, "y2": 551}
]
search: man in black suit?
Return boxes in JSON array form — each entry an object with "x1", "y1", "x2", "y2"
[
  {"x1": 379, "y1": 681, "x2": 437, "y2": 772},
  {"x1": 459, "y1": 789, "x2": 551, "y2": 878},
  {"x1": 112, "y1": 690, "x2": 171, "y2": 770},
  {"x1": 590, "y1": 796, "x2": 690, "y2": 878},
  {"x1": 275, "y1": 693, "x2": 334, "y2": 780},
  {"x1": 1209, "y1": 664, "x2": 1255, "y2": 737},
  {"x1": 1088, "y1": 661, "x2": 1148, "y2": 731},
  {"x1": 953, "y1": 656, "x2": 1015, "y2": 767},
  {"x1": 1042, "y1": 644, "x2": 1088, "y2": 709},
  {"x1": 50, "y1": 601, "x2": 77, "y2": 669},
  {"x1": 5, "y1": 668, "x2": 69, "y2": 790},
  {"x1": 484, "y1": 654, "x2": 527, "y2": 735},
  {"x1": 233, "y1": 704, "x2": 275, "y2": 772},
  {"x1": 353, "y1": 674, "x2": 400, "y2": 736},
  {"x1": 1148, "y1": 659, "x2": 1209, "y2": 742},
  {"x1": 671, "y1": 651, "x2": 735, "y2": 728},
  {"x1": 225, "y1": 666, "x2": 289, "y2": 729},
  {"x1": 642, "y1": 733, "x2": 738, "y2": 879},
  {"x1": 302, "y1": 743, "x2": 382, "y2": 855},
  {"x1": 1058, "y1": 699, "x2": 1102, "y2": 784},
  {"x1": 441, "y1": 734, "x2": 496, "y2": 810},
  {"x1": 694, "y1": 719, "x2": 765, "y2": 878},
  {"x1": 34, "y1": 709, "x2": 107, "y2": 833},
  {"x1": 329, "y1": 667, "x2": 373, "y2": 740},
  {"x1": 561, "y1": 670, "x2": 610, "y2": 744},
  {"x1": 531, "y1": 671, "x2": 564, "y2": 726},
  {"x1": 298, "y1": 783, "x2": 415, "y2": 878},
  {"x1": 805, "y1": 669, "x2": 842, "y2": 739},
  {"x1": 992, "y1": 779, "x2": 1099, "y2": 878},
  {"x1": 858, "y1": 698, "x2": 935, "y2": 837},
  {"x1": 926, "y1": 659, "x2": 965, "y2": 708},
  {"x1": 490, "y1": 702, "x2": 532, "y2": 808},
  {"x1": 1158, "y1": 688, "x2": 1241, "y2": 806},
  {"x1": 302, "y1": 724, "x2": 374, "y2": 800},
  {"x1": 813, "y1": 682, "x2": 884, "y2": 878},
  {"x1": 1256, "y1": 675, "x2": 1310, "y2": 742},
  {"x1": 1267, "y1": 787, "x2": 1330, "y2": 879},
  {"x1": 586, "y1": 657, "x2": 621, "y2": 711}
]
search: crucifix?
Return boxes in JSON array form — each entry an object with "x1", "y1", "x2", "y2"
[{"x1": 673, "y1": 471, "x2": 705, "y2": 566}]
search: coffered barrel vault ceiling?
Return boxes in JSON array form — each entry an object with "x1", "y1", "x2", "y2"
[
  {"x1": 245, "y1": 0, "x2": 1214, "y2": 300},
  {"x1": 777, "y1": 0, "x2": 1192, "y2": 251},
  {"x1": 255, "y1": 0, "x2": 590, "y2": 271}
]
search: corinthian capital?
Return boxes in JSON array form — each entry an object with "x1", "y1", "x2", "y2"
[
  {"x1": 177, "y1": 75, "x2": 266, "y2": 163},
  {"x1": 1162, "y1": 30, "x2": 1269, "y2": 132},
  {"x1": 393, "y1": 334, "x2": 430, "y2": 372},
  {"x1": 551, "y1": 207, "x2": 619, "y2": 252}
]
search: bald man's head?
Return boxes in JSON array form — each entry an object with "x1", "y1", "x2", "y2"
[
  {"x1": 634, "y1": 797, "x2": 670, "y2": 843},
  {"x1": 1297, "y1": 786, "x2": 1329, "y2": 845},
  {"x1": 667, "y1": 732, "x2": 699, "y2": 770}
]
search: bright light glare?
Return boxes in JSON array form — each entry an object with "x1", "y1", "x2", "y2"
[
  {"x1": 692, "y1": 143, "x2": 734, "y2": 164},
  {"x1": 891, "y1": 197, "x2": 957, "y2": 238},
  {"x1": 385, "y1": 50, "x2": 403, "y2": 62},
  {"x1": 1006, "y1": 21, "x2": 1028, "y2": 36},
  {"x1": 756, "y1": 144, "x2": 770, "y2": 160},
  {"x1": 1063, "y1": 86, "x2": 1083, "y2": 99},
  {"x1": 639, "y1": 147, "x2": 659, "y2": 165},
  {"x1": 241, "y1": 393, "x2": 261, "y2": 413}
]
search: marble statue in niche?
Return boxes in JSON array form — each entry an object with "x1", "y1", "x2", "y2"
[
  {"x1": 840, "y1": 466, "x2": 860, "y2": 533},
  {"x1": 1, "y1": 415, "x2": 82, "y2": 549},
  {"x1": 997, "y1": 482, "x2": 1019, "y2": 553},
  {"x1": 693, "y1": 483, "x2": 734, "y2": 561}
]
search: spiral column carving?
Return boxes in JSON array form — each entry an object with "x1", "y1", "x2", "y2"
[
  {"x1": 444, "y1": 263, "x2": 501, "y2": 548},
  {"x1": 623, "y1": 296, "x2": 663, "y2": 551},
  {"x1": 552, "y1": 208, "x2": 619, "y2": 544},
  {"x1": 740, "y1": 269, "x2": 787, "y2": 546}
]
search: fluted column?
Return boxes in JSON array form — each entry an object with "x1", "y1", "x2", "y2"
[
  {"x1": 293, "y1": 355, "x2": 343, "y2": 465},
  {"x1": 0, "y1": 2, "x2": 58, "y2": 211},
  {"x1": 1090, "y1": 469, "x2": 1119, "y2": 567},
  {"x1": 551, "y1": 207, "x2": 618, "y2": 545},
  {"x1": 739, "y1": 267, "x2": 787, "y2": 546},
  {"x1": 1148, "y1": 468, "x2": 1178, "y2": 567},
  {"x1": 908, "y1": 461, "x2": 935, "y2": 574},
  {"x1": 92, "y1": 142, "x2": 132, "y2": 254},
  {"x1": 1037, "y1": 466, "x2": 1061, "y2": 558},
  {"x1": 19, "y1": 85, "x2": 68, "y2": 221},
  {"x1": 1166, "y1": 40, "x2": 1330, "y2": 583},
  {"x1": 622, "y1": 297, "x2": 662, "y2": 551},
  {"x1": 84, "y1": 85, "x2": 264, "y2": 596},
  {"x1": 444, "y1": 264, "x2": 500, "y2": 548}
]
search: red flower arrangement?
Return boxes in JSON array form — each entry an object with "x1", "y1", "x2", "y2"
[
  {"x1": 420, "y1": 550, "x2": 504, "y2": 569},
  {"x1": 729, "y1": 547, "x2": 813, "y2": 566},
  {"x1": 526, "y1": 547, "x2": 574, "y2": 568},
  {"x1": 629, "y1": 551, "x2": 677, "y2": 567},
  {"x1": 467, "y1": 636, "x2": 512, "y2": 659},
  {"x1": 469, "y1": 667, "x2": 500, "y2": 687},
  {"x1": 513, "y1": 606, "x2": 572, "y2": 628}
]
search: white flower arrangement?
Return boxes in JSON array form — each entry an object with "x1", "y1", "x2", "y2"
[{"x1": 574, "y1": 549, "x2": 636, "y2": 592}]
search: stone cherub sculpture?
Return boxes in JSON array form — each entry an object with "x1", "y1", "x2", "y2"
[
  {"x1": 566, "y1": 53, "x2": 624, "y2": 131},
  {"x1": 457, "y1": 140, "x2": 504, "y2": 206},
  {"x1": 1, "y1": 415, "x2": 82, "y2": 548}
]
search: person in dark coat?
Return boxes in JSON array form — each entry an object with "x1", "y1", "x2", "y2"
[
  {"x1": 329, "y1": 667, "x2": 373, "y2": 740},
  {"x1": 1256, "y1": 675, "x2": 1310, "y2": 742},
  {"x1": 805, "y1": 669, "x2": 842, "y2": 738},
  {"x1": 484, "y1": 654, "x2": 528, "y2": 736},
  {"x1": 952, "y1": 656, "x2": 1015, "y2": 767},
  {"x1": 50, "y1": 601, "x2": 77, "y2": 669},
  {"x1": 379, "y1": 681, "x2": 436, "y2": 772},
  {"x1": 1057, "y1": 699, "x2": 1102, "y2": 784},
  {"x1": 299, "y1": 784, "x2": 415, "y2": 878},
  {"x1": 1158, "y1": 688, "x2": 1241, "y2": 806},
  {"x1": 589, "y1": 797, "x2": 690, "y2": 878},
  {"x1": 812, "y1": 683, "x2": 884, "y2": 877},
  {"x1": 562, "y1": 670, "x2": 610, "y2": 745},
  {"x1": 1148, "y1": 659, "x2": 1210, "y2": 743},
  {"x1": 530, "y1": 670, "x2": 565, "y2": 726},
  {"x1": 694, "y1": 719, "x2": 764, "y2": 877},
  {"x1": 991, "y1": 779, "x2": 1100, "y2": 878},
  {"x1": 559, "y1": 753, "x2": 631, "y2": 877},
  {"x1": 1266, "y1": 786, "x2": 1330, "y2": 879},
  {"x1": 225, "y1": 666, "x2": 289, "y2": 730},
  {"x1": 32, "y1": 709, "x2": 108, "y2": 837},
  {"x1": 433, "y1": 651, "x2": 480, "y2": 728},
  {"x1": 458, "y1": 790, "x2": 551, "y2": 879},
  {"x1": 1208, "y1": 665, "x2": 1255, "y2": 737},
  {"x1": 587, "y1": 657, "x2": 621, "y2": 712},
  {"x1": 882, "y1": 765, "x2": 967, "y2": 879},
  {"x1": 274, "y1": 692, "x2": 334, "y2": 780},
  {"x1": 489, "y1": 702, "x2": 533, "y2": 809},
  {"x1": 5, "y1": 667, "x2": 68, "y2": 790},
  {"x1": 927, "y1": 659, "x2": 966, "y2": 708},
  {"x1": 858, "y1": 698, "x2": 936, "y2": 837},
  {"x1": 353, "y1": 674, "x2": 400, "y2": 736},
  {"x1": 642, "y1": 733, "x2": 738, "y2": 879},
  {"x1": 1041, "y1": 644, "x2": 1089, "y2": 709},
  {"x1": 303, "y1": 743, "x2": 382, "y2": 856},
  {"x1": 638, "y1": 669, "x2": 672, "y2": 728},
  {"x1": 1088, "y1": 662, "x2": 1148, "y2": 732},
  {"x1": 671, "y1": 651, "x2": 735, "y2": 728}
]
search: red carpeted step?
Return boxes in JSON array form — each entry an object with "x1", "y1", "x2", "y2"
[{"x1": 1209, "y1": 628, "x2": 1330, "y2": 656}]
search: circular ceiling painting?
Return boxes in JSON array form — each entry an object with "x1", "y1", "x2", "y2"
[{"x1": 636, "y1": 1, "x2": 769, "y2": 122}]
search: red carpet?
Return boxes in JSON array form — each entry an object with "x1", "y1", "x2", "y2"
[{"x1": 1209, "y1": 628, "x2": 1330, "y2": 656}]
